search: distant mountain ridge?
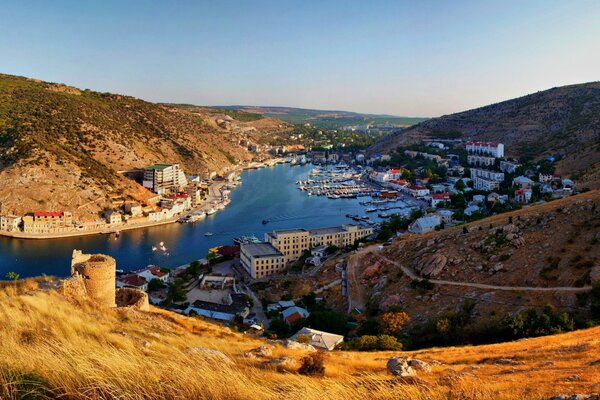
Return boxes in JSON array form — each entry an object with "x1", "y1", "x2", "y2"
[
  {"x1": 217, "y1": 105, "x2": 428, "y2": 128},
  {"x1": 370, "y1": 82, "x2": 600, "y2": 186}
]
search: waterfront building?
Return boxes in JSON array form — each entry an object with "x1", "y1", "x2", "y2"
[
  {"x1": 22, "y1": 211, "x2": 73, "y2": 234},
  {"x1": 143, "y1": 163, "x2": 188, "y2": 195},
  {"x1": 0, "y1": 215, "x2": 22, "y2": 232}
]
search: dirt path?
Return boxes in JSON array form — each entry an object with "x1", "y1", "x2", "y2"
[
  {"x1": 374, "y1": 253, "x2": 592, "y2": 292},
  {"x1": 346, "y1": 245, "x2": 380, "y2": 313}
]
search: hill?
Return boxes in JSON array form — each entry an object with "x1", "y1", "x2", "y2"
[
  {"x1": 0, "y1": 74, "x2": 290, "y2": 219},
  {"x1": 1, "y1": 278, "x2": 599, "y2": 399},
  {"x1": 217, "y1": 105, "x2": 428, "y2": 129},
  {"x1": 369, "y1": 82, "x2": 600, "y2": 187},
  {"x1": 340, "y1": 191, "x2": 600, "y2": 349}
]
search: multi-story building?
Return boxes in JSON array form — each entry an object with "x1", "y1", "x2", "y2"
[
  {"x1": 470, "y1": 168, "x2": 505, "y2": 182},
  {"x1": 466, "y1": 141, "x2": 504, "y2": 158},
  {"x1": 515, "y1": 188, "x2": 533, "y2": 204},
  {"x1": 240, "y1": 242, "x2": 286, "y2": 279},
  {"x1": 247, "y1": 224, "x2": 373, "y2": 272},
  {"x1": 22, "y1": 211, "x2": 73, "y2": 234},
  {"x1": 467, "y1": 154, "x2": 496, "y2": 167},
  {"x1": 473, "y1": 176, "x2": 500, "y2": 191},
  {"x1": 0, "y1": 215, "x2": 22, "y2": 232},
  {"x1": 500, "y1": 160, "x2": 520, "y2": 174},
  {"x1": 143, "y1": 163, "x2": 188, "y2": 195}
]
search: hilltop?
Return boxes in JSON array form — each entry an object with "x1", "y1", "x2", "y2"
[
  {"x1": 0, "y1": 74, "x2": 290, "y2": 219},
  {"x1": 0, "y1": 278, "x2": 599, "y2": 399},
  {"x1": 340, "y1": 191, "x2": 600, "y2": 349},
  {"x1": 218, "y1": 105, "x2": 428, "y2": 128},
  {"x1": 369, "y1": 82, "x2": 600, "y2": 187}
]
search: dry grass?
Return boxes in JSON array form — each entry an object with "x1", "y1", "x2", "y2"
[{"x1": 0, "y1": 286, "x2": 598, "y2": 399}]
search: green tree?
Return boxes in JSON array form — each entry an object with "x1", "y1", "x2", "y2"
[{"x1": 147, "y1": 278, "x2": 163, "y2": 292}]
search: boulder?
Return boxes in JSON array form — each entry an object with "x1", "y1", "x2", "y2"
[
  {"x1": 408, "y1": 359, "x2": 432, "y2": 372},
  {"x1": 387, "y1": 357, "x2": 417, "y2": 377},
  {"x1": 492, "y1": 358, "x2": 523, "y2": 365},
  {"x1": 419, "y1": 254, "x2": 447, "y2": 277},
  {"x1": 269, "y1": 356, "x2": 295, "y2": 370},
  {"x1": 282, "y1": 340, "x2": 316, "y2": 352},
  {"x1": 549, "y1": 395, "x2": 599, "y2": 400},
  {"x1": 245, "y1": 346, "x2": 273, "y2": 358}
]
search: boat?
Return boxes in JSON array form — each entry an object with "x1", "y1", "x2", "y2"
[
  {"x1": 262, "y1": 219, "x2": 269, "y2": 225},
  {"x1": 204, "y1": 232, "x2": 214, "y2": 237},
  {"x1": 234, "y1": 234, "x2": 261, "y2": 245},
  {"x1": 206, "y1": 208, "x2": 217, "y2": 215},
  {"x1": 365, "y1": 207, "x2": 377, "y2": 213}
]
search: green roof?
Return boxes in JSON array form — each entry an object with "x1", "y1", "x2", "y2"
[{"x1": 145, "y1": 163, "x2": 173, "y2": 170}]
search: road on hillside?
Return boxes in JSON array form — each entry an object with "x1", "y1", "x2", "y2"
[{"x1": 373, "y1": 253, "x2": 592, "y2": 292}]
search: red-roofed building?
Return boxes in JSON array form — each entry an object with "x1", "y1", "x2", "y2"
[
  {"x1": 23, "y1": 211, "x2": 73, "y2": 234},
  {"x1": 134, "y1": 266, "x2": 170, "y2": 283},
  {"x1": 117, "y1": 274, "x2": 148, "y2": 291},
  {"x1": 431, "y1": 192, "x2": 451, "y2": 207},
  {"x1": 404, "y1": 184, "x2": 430, "y2": 197},
  {"x1": 217, "y1": 245, "x2": 240, "y2": 258}
]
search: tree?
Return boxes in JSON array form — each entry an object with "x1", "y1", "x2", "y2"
[
  {"x1": 147, "y1": 278, "x2": 163, "y2": 292},
  {"x1": 379, "y1": 311, "x2": 410, "y2": 336},
  {"x1": 296, "y1": 334, "x2": 311, "y2": 344},
  {"x1": 455, "y1": 180, "x2": 466, "y2": 191},
  {"x1": 268, "y1": 318, "x2": 289, "y2": 338},
  {"x1": 166, "y1": 279, "x2": 187, "y2": 303},
  {"x1": 187, "y1": 260, "x2": 202, "y2": 276},
  {"x1": 5, "y1": 271, "x2": 19, "y2": 281},
  {"x1": 307, "y1": 310, "x2": 348, "y2": 335}
]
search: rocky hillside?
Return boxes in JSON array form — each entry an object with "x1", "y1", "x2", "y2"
[
  {"x1": 370, "y1": 82, "x2": 600, "y2": 186},
  {"x1": 0, "y1": 74, "x2": 290, "y2": 219},
  {"x1": 1, "y1": 278, "x2": 599, "y2": 399},
  {"x1": 350, "y1": 191, "x2": 600, "y2": 338}
]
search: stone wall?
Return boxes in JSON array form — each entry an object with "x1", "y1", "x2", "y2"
[{"x1": 116, "y1": 287, "x2": 150, "y2": 311}]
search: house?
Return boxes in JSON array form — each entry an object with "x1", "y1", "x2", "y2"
[
  {"x1": 472, "y1": 194, "x2": 486, "y2": 204},
  {"x1": 513, "y1": 176, "x2": 534, "y2": 188},
  {"x1": 117, "y1": 274, "x2": 148, "y2": 291},
  {"x1": 431, "y1": 192, "x2": 450, "y2": 208},
  {"x1": 408, "y1": 215, "x2": 441, "y2": 234},
  {"x1": 515, "y1": 188, "x2": 532, "y2": 204},
  {"x1": 278, "y1": 300, "x2": 296, "y2": 309},
  {"x1": 290, "y1": 327, "x2": 344, "y2": 351},
  {"x1": 0, "y1": 215, "x2": 22, "y2": 232},
  {"x1": 105, "y1": 210, "x2": 122, "y2": 226},
  {"x1": 184, "y1": 294, "x2": 250, "y2": 322},
  {"x1": 464, "y1": 205, "x2": 481, "y2": 216},
  {"x1": 436, "y1": 209, "x2": 454, "y2": 224},
  {"x1": 562, "y1": 178, "x2": 575, "y2": 188},
  {"x1": 281, "y1": 306, "x2": 310, "y2": 325},
  {"x1": 311, "y1": 245, "x2": 328, "y2": 258},
  {"x1": 499, "y1": 160, "x2": 520, "y2": 174},
  {"x1": 539, "y1": 173, "x2": 560, "y2": 183},
  {"x1": 405, "y1": 184, "x2": 430, "y2": 197},
  {"x1": 135, "y1": 266, "x2": 169, "y2": 284},
  {"x1": 487, "y1": 192, "x2": 508, "y2": 204}
]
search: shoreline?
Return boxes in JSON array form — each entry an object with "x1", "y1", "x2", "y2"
[{"x1": 0, "y1": 163, "x2": 255, "y2": 241}]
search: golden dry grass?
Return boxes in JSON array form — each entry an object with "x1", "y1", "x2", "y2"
[{"x1": 0, "y1": 286, "x2": 598, "y2": 399}]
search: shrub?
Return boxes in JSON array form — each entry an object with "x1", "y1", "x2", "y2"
[
  {"x1": 298, "y1": 353, "x2": 325, "y2": 376},
  {"x1": 296, "y1": 334, "x2": 311, "y2": 344}
]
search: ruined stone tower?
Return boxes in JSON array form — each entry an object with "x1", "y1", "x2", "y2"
[{"x1": 71, "y1": 249, "x2": 116, "y2": 307}]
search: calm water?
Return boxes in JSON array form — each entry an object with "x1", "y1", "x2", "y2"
[{"x1": 0, "y1": 164, "x2": 376, "y2": 278}]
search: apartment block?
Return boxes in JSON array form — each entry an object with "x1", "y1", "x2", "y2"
[{"x1": 143, "y1": 163, "x2": 188, "y2": 195}]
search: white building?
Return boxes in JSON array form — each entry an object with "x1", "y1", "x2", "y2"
[
  {"x1": 408, "y1": 215, "x2": 442, "y2": 234},
  {"x1": 466, "y1": 141, "x2": 504, "y2": 158},
  {"x1": 0, "y1": 215, "x2": 22, "y2": 232},
  {"x1": 436, "y1": 209, "x2": 454, "y2": 224},
  {"x1": 515, "y1": 188, "x2": 533, "y2": 203},
  {"x1": 431, "y1": 192, "x2": 450, "y2": 208},
  {"x1": 143, "y1": 163, "x2": 188, "y2": 195},
  {"x1": 467, "y1": 154, "x2": 496, "y2": 167},
  {"x1": 513, "y1": 176, "x2": 534, "y2": 188},
  {"x1": 470, "y1": 168, "x2": 505, "y2": 182},
  {"x1": 290, "y1": 327, "x2": 344, "y2": 351},
  {"x1": 500, "y1": 160, "x2": 520, "y2": 174},
  {"x1": 240, "y1": 242, "x2": 286, "y2": 279},
  {"x1": 473, "y1": 176, "x2": 500, "y2": 191}
]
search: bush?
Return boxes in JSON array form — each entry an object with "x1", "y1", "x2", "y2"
[
  {"x1": 343, "y1": 335, "x2": 403, "y2": 351},
  {"x1": 296, "y1": 334, "x2": 311, "y2": 344},
  {"x1": 298, "y1": 353, "x2": 325, "y2": 376}
]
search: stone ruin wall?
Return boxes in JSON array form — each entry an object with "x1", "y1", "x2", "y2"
[{"x1": 116, "y1": 287, "x2": 150, "y2": 311}]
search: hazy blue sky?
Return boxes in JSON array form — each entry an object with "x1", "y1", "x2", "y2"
[{"x1": 1, "y1": 1, "x2": 599, "y2": 116}]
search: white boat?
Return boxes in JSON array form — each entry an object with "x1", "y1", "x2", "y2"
[
  {"x1": 204, "y1": 232, "x2": 214, "y2": 236},
  {"x1": 206, "y1": 208, "x2": 217, "y2": 215}
]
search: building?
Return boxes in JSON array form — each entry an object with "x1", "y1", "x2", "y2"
[
  {"x1": 466, "y1": 141, "x2": 504, "y2": 158},
  {"x1": 464, "y1": 205, "x2": 481, "y2": 216},
  {"x1": 487, "y1": 192, "x2": 508, "y2": 204},
  {"x1": 264, "y1": 224, "x2": 372, "y2": 264},
  {"x1": 436, "y1": 209, "x2": 454, "y2": 224},
  {"x1": 116, "y1": 274, "x2": 148, "y2": 291},
  {"x1": 143, "y1": 163, "x2": 188, "y2": 195},
  {"x1": 134, "y1": 266, "x2": 169, "y2": 284},
  {"x1": 408, "y1": 215, "x2": 441, "y2": 234},
  {"x1": 467, "y1": 154, "x2": 496, "y2": 167},
  {"x1": 470, "y1": 168, "x2": 505, "y2": 182},
  {"x1": 539, "y1": 173, "x2": 560, "y2": 183},
  {"x1": 23, "y1": 211, "x2": 73, "y2": 234},
  {"x1": 290, "y1": 327, "x2": 344, "y2": 351},
  {"x1": 281, "y1": 306, "x2": 310, "y2": 325},
  {"x1": 0, "y1": 215, "x2": 22, "y2": 232},
  {"x1": 473, "y1": 176, "x2": 500, "y2": 191},
  {"x1": 515, "y1": 188, "x2": 532, "y2": 204},
  {"x1": 240, "y1": 242, "x2": 286, "y2": 279},
  {"x1": 500, "y1": 160, "x2": 520, "y2": 174},
  {"x1": 431, "y1": 192, "x2": 450, "y2": 208},
  {"x1": 105, "y1": 210, "x2": 122, "y2": 226},
  {"x1": 472, "y1": 194, "x2": 486, "y2": 204},
  {"x1": 71, "y1": 250, "x2": 116, "y2": 307},
  {"x1": 184, "y1": 293, "x2": 250, "y2": 322},
  {"x1": 124, "y1": 203, "x2": 143, "y2": 217},
  {"x1": 513, "y1": 176, "x2": 534, "y2": 188},
  {"x1": 404, "y1": 184, "x2": 430, "y2": 197}
]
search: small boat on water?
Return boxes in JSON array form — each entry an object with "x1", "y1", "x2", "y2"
[
  {"x1": 262, "y1": 219, "x2": 269, "y2": 225},
  {"x1": 204, "y1": 232, "x2": 214, "y2": 237},
  {"x1": 365, "y1": 207, "x2": 377, "y2": 213},
  {"x1": 206, "y1": 208, "x2": 217, "y2": 215}
]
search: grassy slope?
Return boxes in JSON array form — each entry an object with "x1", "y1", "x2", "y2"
[{"x1": 0, "y1": 280, "x2": 599, "y2": 399}]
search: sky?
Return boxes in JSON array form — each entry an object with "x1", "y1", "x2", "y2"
[{"x1": 0, "y1": 0, "x2": 599, "y2": 117}]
